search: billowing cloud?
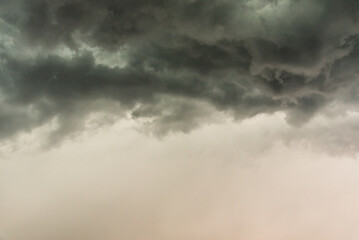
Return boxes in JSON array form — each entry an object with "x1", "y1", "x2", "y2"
[{"x1": 0, "y1": 0, "x2": 358, "y2": 143}]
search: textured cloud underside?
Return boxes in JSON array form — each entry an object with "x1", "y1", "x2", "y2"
[{"x1": 0, "y1": 0, "x2": 358, "y2": 143}]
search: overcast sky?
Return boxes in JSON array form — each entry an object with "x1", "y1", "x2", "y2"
[{"x1": 1, "y1": 0, "x2": 359, "y2": 239}]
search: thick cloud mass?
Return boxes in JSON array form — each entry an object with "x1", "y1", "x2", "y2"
[{"x1": 0, "y1": 0, "x2": 359, "y2": 142}]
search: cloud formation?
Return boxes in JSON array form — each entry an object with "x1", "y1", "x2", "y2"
[{"x1": 0, "y1": 0, "x2": 359, "y2": 142}]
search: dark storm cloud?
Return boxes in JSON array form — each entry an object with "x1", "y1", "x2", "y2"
[{"x1": 0, "y1": 0, "x2": 358, "y2": 142}]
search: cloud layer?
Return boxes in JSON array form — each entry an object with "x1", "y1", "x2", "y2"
[{"x1": 0, "y1": 0, "x2": 359, "y2": 142}]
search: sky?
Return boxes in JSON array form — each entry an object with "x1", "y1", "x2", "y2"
[{"x1": 0, "y1": 0, "x2": 359, "y2": 239}]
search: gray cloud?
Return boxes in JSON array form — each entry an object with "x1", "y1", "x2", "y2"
[{"x1": 0, "y1": 0, "x2": 358, "y2": 143}]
